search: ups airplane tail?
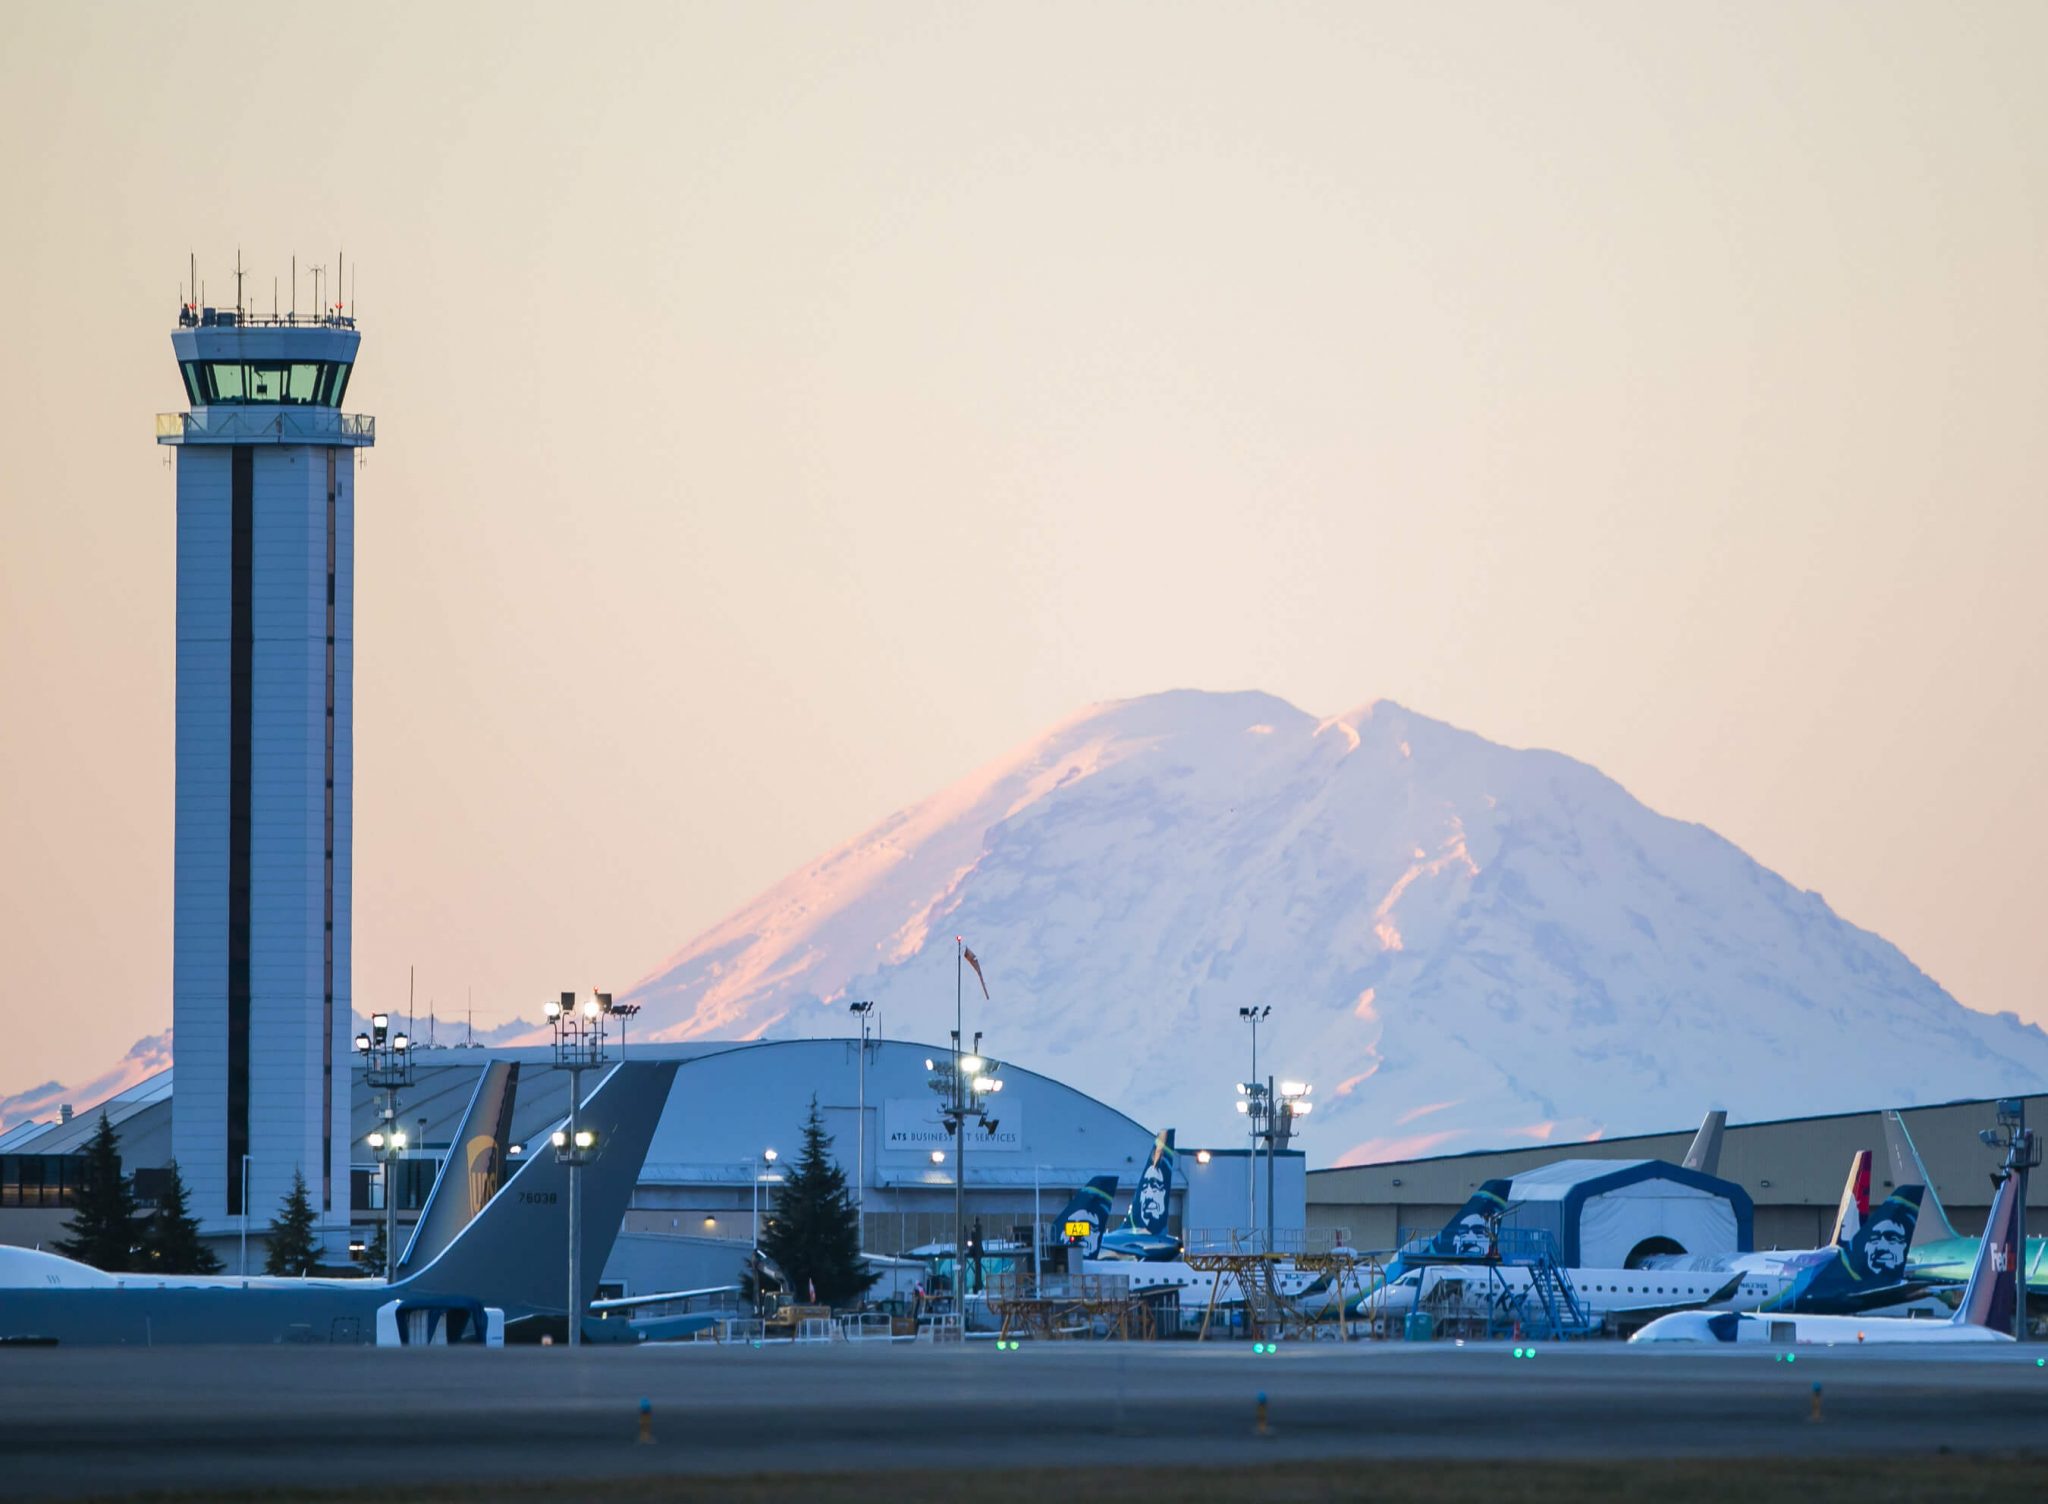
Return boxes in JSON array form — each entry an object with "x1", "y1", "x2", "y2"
[
  {"x1": 403, "y1": 1059, "x2": 678, "y2": 1322},
  {"x1": 1682, "y1": 1110, "x2": 1727, "y2": 1175},
  {"x1": 1883, "y1": 1109, "x2": 1962, "y2": 1243},
  {"x1": 398, "y1": 1059, "x2": 520, "y2": 1274}
]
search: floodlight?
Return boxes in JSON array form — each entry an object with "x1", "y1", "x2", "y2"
[
  {"x1": 595, "y1": 992, "x2": 613, "y2": 1014},
  {"x1": 551, "y1": 1129, "x2": 568, "y2": 1149},
  {"x1": 574, "y1": 1129, "x2": 597, "y2": 1150},
  {"x1": 1197, "y1": 1150, "x2": 1212, "y2": 1164},
  {"x1": 960, "y1": 1055, "x2": 985, "y2": 1075},
  {"x1": 390, "y1": 1130, "x2": 406, "y2": 1149},
  {"x1": 973, "y1": 1076, "x2": 996, "y2": 1093},
  {"x1": 544, "y1": 998, "x2": 561, "y2": 1019},
  {"x1": 1236, "y1": 1082, "x2": 1249, "y2": 1095},
  {"x1": 924, "y1": 1058, "x2": 936, "y2": 1071},
  {"x1": 392, "y1": 1034, "x2": 409, "y2": 1052},
  {"x1": 580, "y1": 995, "x2": 600, "y2": 1020},
  {"x1": 1236, "y1": 1101, "x2": 1250, "y2": 1114},
  {"x1": 354, "y1": 1033, "x2": 370, "y2": 1053},
  {"x1": 372, "y1": 1013, "x2": 389, "y2": 1031},
  {"x1": 367, "y1": 1131, "x2": 385, "y2": 1149},
  {"x1": 1289, "y1": 1100, "x2": 1313, "y2": 1115},
  {"x1": 1280, "y1": 1080, "x2": 1308, "y2": 1098},
  {"x1": 764, "y1": 1148, "x2": 779, "y2": 1163},
  {"x1": 931, "y1": 1150, "x2": 946, "y2": 1165}
]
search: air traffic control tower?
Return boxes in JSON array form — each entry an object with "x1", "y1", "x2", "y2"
[{"x1": 158, "y1": 300, "x2": 373, "y2": 1236}]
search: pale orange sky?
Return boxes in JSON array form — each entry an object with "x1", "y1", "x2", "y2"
[{"x1": 2, "y1": 2, "x2": 2044, "y2": 1094}]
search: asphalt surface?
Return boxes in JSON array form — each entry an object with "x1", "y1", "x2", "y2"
[{"x1": 1, "y1": 1338, "x2": 2044, "y2": 1500}]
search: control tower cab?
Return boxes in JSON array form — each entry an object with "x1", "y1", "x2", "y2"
[{"x1": 158, "y1": 302, "x2": 374, "y2": 1239}]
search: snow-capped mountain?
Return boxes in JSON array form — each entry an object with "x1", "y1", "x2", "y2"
[{"x1": 627, "y1": 690, "x2": 2048, "y2": 1163}]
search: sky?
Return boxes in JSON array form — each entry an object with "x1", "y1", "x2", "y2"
[{"x1": 1, "y1": 2, "x2": 2044, "y2": 1097}]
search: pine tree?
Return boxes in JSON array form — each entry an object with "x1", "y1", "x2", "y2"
[
  {"x1": 746, "y1": 1097, "x2": 879, "y2": 1310},
  {"x1": 138, "y1": 1160, "x2": 222, "y2": 1274},
  {"x1": 362, "y1": 1220, "x2": 388, "y2": 1277},
  {"x1": 52, "y1": 1112, "x2": 140, "y2": 1272},
  {"x1": 263, "y1": 1169, "x2": 321, "y2": 1277}
]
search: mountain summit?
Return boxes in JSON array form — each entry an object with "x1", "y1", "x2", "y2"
[{"x1": 628, "y1": 690, "x2": 2048, "y2": 1162}]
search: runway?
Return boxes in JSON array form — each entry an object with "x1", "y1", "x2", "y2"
[{"x1": 2, "y1": 1339, "x2": 2043, "y2": 1501}]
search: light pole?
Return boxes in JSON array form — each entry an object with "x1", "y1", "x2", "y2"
[
  {"x1": 1239, "y1": 1006, "x2": 1270, "y2": 1238},
  {"x1": 354, "y1": 1011, "x2": 414, "y2": 1279},
  {"x1": 752, "y1": 1148, "x2": 780, "y2": 1317},
  {"x1": 1239, "y1": 1076, "x2": 1311, "y2": 1253},
  {"x1": 929, "y1": 940, "x2": 1000, "y2": 1302},
  {"x1": 544, "y1": 989, "x2": 614, "y2": 1348},
  {"x1": 1979, "y1": 1098, "x2": 2040, "y2": 1341},
  {"x1": 849, "y1": 1000, "x2": 875, "y2": 1253}
]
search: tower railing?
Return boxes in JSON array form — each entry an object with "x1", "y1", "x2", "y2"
[{"x1": 156, "y1": 409, "x2": 376, "y2": 445}]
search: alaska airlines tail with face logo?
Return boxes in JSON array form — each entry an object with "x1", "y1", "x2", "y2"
[
  {"x1": 1785, "y1": 1183, "x2": 1925, "y2": 1312},
  {"x1": 1051, "y1": 1175, "x2": 1118, "y2": 1257},
  {"x1": 1121, "y1": 1129, "x2": 1176, "y2": 1239},
  {"x1": 1429, "y1": 1179, "x2": 1513, "y2": 1256}
]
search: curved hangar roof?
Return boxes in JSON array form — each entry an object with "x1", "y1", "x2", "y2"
[{"x1": 1506, "y1": 1159, "x2": 1756, "y2": 1265}]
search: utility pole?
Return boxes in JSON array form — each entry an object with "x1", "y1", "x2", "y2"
[
  {"x1": 1239, "y1": 1007, "x2": 1270, "y2": 1242},
  {"x1": 545, "y1": 990, "x2": 614, "y2": 1348},
  {"x1": 849, "y1": 1001, "x2": 875, "y2": 1254},
  {"x1": 355, "y1": 1012, "x2": 414, "y2": 1279},
  {"x1": 930, "y1": 942, "x2": 1000, "y2": 1304},
  {"x1": 1981, "y1": 1098, "x2": 2040, "y2": 1341}
]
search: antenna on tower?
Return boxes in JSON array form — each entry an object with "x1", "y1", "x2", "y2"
[
  {"x1": 234, "y1": 247, "x2": 244, "y2": 318},
  {"x1": 189, "y1": 252, "x2": 196, "y2": 313},
  {"x1": 272, "y1": 276, "x2": 278, "y2": 319},
  {"x1": 291, "y1": 256, "x2": 296, "y2": 323}
]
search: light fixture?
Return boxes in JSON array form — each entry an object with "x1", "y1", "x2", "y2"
[
  {"x1": 508, "y1": 1143, "x2": 523, "y2": 1157},
  {"x1": 1280, "y1": 1080, "x2": 1309, "y2": 1098},
  {"x1": 1236, "y1": 1100, "x2": 1250, "y2": 1114},
  {"x1": 367, "y1": 1130, "x2": 385, "y2": 1149},
  {"x1": 392, "y1": 1033, "x2": 410, "y2": 1052},
  {"x1": 551, "y1": 1129, "x2": 568, "y2": 1149},
  {"x1": 763, "y1": 1148, "x2": 778, "y2": 1164},
  {"x1": 960, "y1": 1055, "x2": 985, "y2": 1075},
  {"x1": 580, "y1": 995, "x2": 600, "y2": 1020},
  {"x1": 353, "y1": 1032, "x2": 370, "y2": 1053},
  {"x1": 371, "y1": 1013, "x2": 389, "y2": 1031},
  {"x1": 390, "y1": 1130, "x2": 406, "y2": 1149},
  {"x1": 703, "y1": 1216, "x2": 717, "y2": 1229},
  {"x1": 931, "y1": 1149, "x2": 946, "y2": 1165},
  {"x1": 924, "y1": 1057, "x2": 936, "y2": 1071},
  {"x1": 973, "y1": 1075, "x2": 996, "y2": 1093},
  {"x1": 544, "y1": 998, "x2": 561, "y2": 1019},
  {"x1": 574, "y1": 1128, "x2": 596, "y2": 1150},
  {"x1": 1196, "y1": 1149, "x2": 1212, "y2": 1165}
]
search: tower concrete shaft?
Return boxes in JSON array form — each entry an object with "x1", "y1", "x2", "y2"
[{"x1": 159, "y1": 305, "x2": 374, "y2": 1236}]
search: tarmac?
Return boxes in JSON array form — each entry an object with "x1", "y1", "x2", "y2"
[{"x1": 2, "y1": 1338, "x2": 2045, "y2": 1500}]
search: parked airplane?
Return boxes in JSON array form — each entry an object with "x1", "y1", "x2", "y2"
[
  {"x1": 1367, "y1": 1157, "x2": 1923, "y2": 1325},
  {"x1": 1632, "y1": 1166, "x2": 2024, "y2": 1344},
  {"x1": 0, "y1": 1059, "x2": 676, "y2": 1345},
  {"x1": 1883, "y1": 1109, "x2": 2048, "y2": 1295},
  {"x1": 1640, "y1": 1155, "x2": 1928, "y2": 1315}
]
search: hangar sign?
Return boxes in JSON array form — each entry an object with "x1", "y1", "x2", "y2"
[{"x1": 884, "y1": 1098, "x2": 1024, "y2": 1154}]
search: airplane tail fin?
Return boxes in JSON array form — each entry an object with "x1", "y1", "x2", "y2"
[
  {"x1": 1950, "y1": 1172, "x2": 2021, "y2": 1335},
  {"x1": 1121, "y1": 1129, "x2": 1176, "y2": 1237},
  {"x1": 403, "y1": 1059, "x2": 677, "y2": 1323},
  {"x1": 1826, "y1": 1150, "x2": 1873, "y2": 1248},
  {"x1": 398, "y1": 1059, "x2": 520, "y2": 1274},
  {"x1": 1431, "y1": 1179, "x2": 1512, "y2": 1253},
  {"x1": 1882, "y1": 1110, "x2": 1960, "y2": 1244},
  {"x1": 1682, "y1": 1110, "x2": 1727, "y2": 1175},
  {"x1": 1052, "y1": 1176, "x2": 1117, "y2": 1257},
  {"x1": 1840, "y1": 1185, "x2": 1922, "y2": 1278}
]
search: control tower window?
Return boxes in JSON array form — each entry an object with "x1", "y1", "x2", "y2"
[{"x1": 181, "y1": 360, "x2": 354, "y2": 407}]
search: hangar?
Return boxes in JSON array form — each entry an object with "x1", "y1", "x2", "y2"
[
  {"x1": 1, "y1": 1037, "x2": 1302, "y2": 1293},
  {"x1": 1498, "y1": 1159, "x2": 1751, "y2": 1266},
  {"x1": 1307, "y1": 1093, "x2": 2045, "y2": 1256}
]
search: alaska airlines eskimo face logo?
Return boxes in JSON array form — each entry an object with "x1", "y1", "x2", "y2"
[
  {"x1": 1135, "y1": 1159, "x2": 1170, "y2": 1232},
  {"x1": 1860, "y1": 1214, "x2": 1909, "y2": 1277},
  {"x1": 1449, "y1": 1214, "x2": 1491, "y2": 1257}
]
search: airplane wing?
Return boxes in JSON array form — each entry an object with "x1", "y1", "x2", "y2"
[{"x1": 588, "y1": 1284, "x2": 742, "y2": 1313}]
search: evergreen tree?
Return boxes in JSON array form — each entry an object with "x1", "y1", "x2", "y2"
[
  {"x1": 52, "y1": 1112, "x2": 140, "y2": 1272},
  {"x1": 138, "y1": 1160, "x2": 222, "y2": 1274},
  {"x1": 263, "y1": 1169, "x2": 321, "y2": 1277},
  {"x1": 745, "y1": 1097, "x2": 879, "y2": 1310},
  {"x1": 362, "y1": 1220, "x2": 388, "y2": 1277}
]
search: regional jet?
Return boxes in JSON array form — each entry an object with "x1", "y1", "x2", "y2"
[{"x1": 1632, "y1": 1165, "x2": 2024, "y2": 1345}]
